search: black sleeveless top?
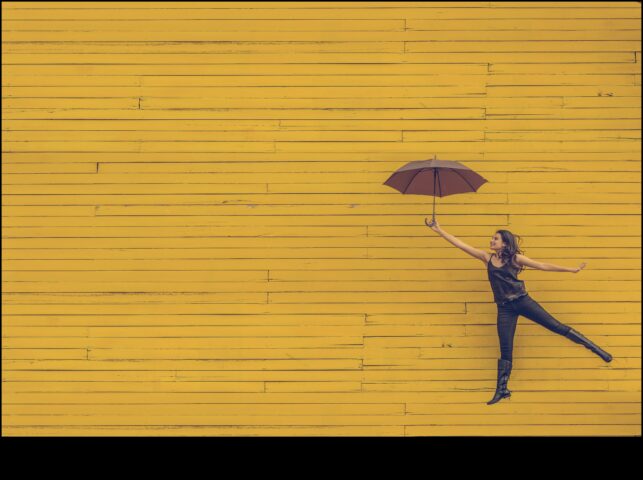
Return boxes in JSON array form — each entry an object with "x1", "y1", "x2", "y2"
[{"x1": 487, "y1": 252, "x2": 528, "y2": 305}]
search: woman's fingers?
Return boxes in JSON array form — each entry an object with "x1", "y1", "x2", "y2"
[{"x1": 424, "y1": 217, "x2": 440, "y2": 232}]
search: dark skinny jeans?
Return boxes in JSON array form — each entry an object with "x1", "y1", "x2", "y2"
[{"x1": 496, "y1": 294, "x2": 572, "y2": 362}]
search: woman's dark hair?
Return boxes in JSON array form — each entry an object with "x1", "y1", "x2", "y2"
[{"x1": 495, "y1": 229, "x2": 526, "y2": 274}]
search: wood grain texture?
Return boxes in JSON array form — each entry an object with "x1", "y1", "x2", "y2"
[{"x1": 2, "y1": 1, "x2": 641, "y2": 437}]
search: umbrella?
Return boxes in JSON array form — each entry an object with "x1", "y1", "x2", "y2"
[{"x1": 382, "y1": 155, "x2": 488, "y2": 227}]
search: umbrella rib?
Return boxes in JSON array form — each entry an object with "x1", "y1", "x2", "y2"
[
  {"x1": 451, "y1": 168, "x2": 477, "y2": 192},
  {"x1": 402, "y1": 168, "x2": 424, "y2": 194}
]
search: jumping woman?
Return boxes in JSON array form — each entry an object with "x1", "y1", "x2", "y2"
[{"x1": 424, "y1": 218, "x2": 613, "y2": 405}]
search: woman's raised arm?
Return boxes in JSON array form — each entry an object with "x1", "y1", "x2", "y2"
[{"x1": 425, "y1": 218, "x2": 487, "y2": 262}]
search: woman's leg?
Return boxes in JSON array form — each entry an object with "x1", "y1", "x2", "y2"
[
  {"x1": 512, "y1": 295, "x2": 612, "y2": 362},
  {"x1": 497, "y1": 304, "x2": 519, "y2": 362},
  {"x1": 512, "y1": 295, "x2": 571, "y2": 336},
  {"x1": 488, "y1": 305, "x2": 518, "y2": 404}
]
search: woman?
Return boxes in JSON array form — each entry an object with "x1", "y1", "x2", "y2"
[{"x1": 424, "y1": 218, "x2": 612, "y2": 405}]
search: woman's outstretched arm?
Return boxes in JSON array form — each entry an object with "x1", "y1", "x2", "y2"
[
  {"x1": 425, "y1": 218, "x2": 487, "y2": 262},
  {"x1": 515, "y1": 254, "x2": 586, "y2": 273}
]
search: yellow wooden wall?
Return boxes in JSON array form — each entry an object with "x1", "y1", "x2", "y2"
[{"x1": 2, "y1": 1, "x2": 641, "y2": 436}]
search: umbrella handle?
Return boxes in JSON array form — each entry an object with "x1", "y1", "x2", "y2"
[{"x1": 432, "y1": 168, "x2": 437, "y2": 222}]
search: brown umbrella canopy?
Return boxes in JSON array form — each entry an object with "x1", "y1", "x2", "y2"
[{"x1": 383, "y1": 157, "x2": 488, "y2": 224}]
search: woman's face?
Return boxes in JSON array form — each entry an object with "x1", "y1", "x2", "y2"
[{"x1": 490, "y1": 233, "x2": 505, "y2": 252}]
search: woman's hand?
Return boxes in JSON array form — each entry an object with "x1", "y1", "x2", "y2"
[
  {"x1": 424, "y1": 217, "x2": 442, "y2": 234},
  {"x1": 573, "y1": 262, "x2": 587, "y2": 273}
]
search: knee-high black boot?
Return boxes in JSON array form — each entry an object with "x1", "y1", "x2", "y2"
[
  {"x1": 487, "y1": 358, "x2": 512, "y2": 405},
  {"x1": 564, "y1": 327, "x2": 612, "y2": 362}
]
